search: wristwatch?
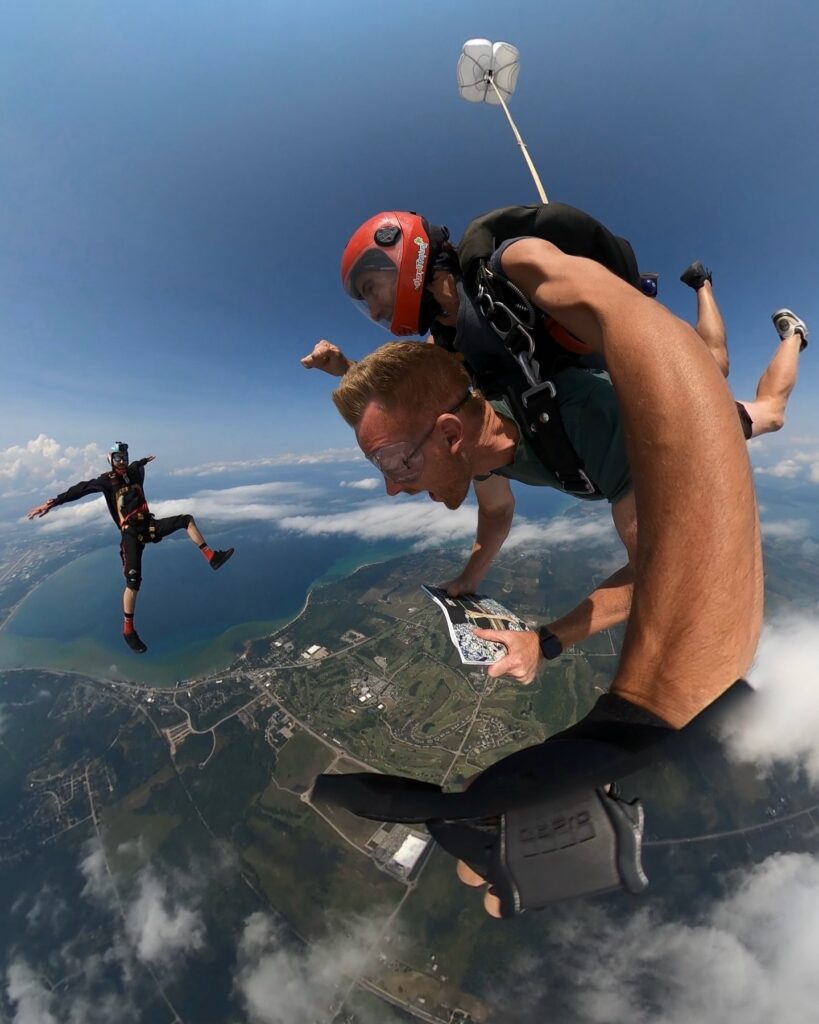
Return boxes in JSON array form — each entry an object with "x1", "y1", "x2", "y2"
[{"x1": 537, "y1": 626, "x2": 563, "y2": 661}]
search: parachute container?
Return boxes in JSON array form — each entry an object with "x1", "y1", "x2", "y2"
[{"x1": 457, "y1": 39, "x2": 520, "y2": 106}]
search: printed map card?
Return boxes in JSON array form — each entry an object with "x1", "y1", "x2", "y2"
[{"x1": 421, "y1": 584, "x2": 529, "y2": 665}]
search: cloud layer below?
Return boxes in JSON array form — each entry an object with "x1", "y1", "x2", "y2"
[
  {"x1": 505, "y1": 852, "x2": 819, "y2": 1024},
  {"x1": 235, "y1": 912, "x2": 392, "y2": 1024},
  {"x1": 722, "y1": 615, "x2": 819, "y2": 785}
]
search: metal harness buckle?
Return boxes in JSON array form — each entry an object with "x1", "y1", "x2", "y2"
[{"x1": 477, "y1": 266, "x2": 541, "y2": 386}]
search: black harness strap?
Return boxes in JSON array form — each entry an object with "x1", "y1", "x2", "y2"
[
  {"x1": 444, "y1": 201, "x2": 646, "y2": 498},
  {"x1": 475, "y1": 262, "x2": 602, "y2": 496}
]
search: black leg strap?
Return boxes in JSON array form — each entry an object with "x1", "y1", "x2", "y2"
[{"x1": 312, "y1": 683, "x2": 752, "y2": 915}]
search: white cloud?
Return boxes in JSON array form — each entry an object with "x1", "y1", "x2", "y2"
[
  {"x1": 0, "y1": 435, "x2": 107, "y2": 499},
  {"x1": 23, "y1": 886, "x2": 67, "y2": 933},
  {"x1": 340, "y1": 478, "x2": 380, "y2": 490},
  {"x1": 755, "y1": 459, "x2": 802, "y2": 479},
  {"x1": 4, "y1": 839, "x2": 234, "y2": 1023},
  {"x1": 30, "y1": 495, "x2": 109, "y2": 534},
  {"x1": 279, "y1": 496, "x2": 478, "y2": 546},
  {"x1": 123, "y1": 868, "x2": 206, "y2": 966},
  {"x1": 784, "y1": 434, "x2": 819, "y2": 447},
  {"x1": 31, "y1": 480, "x2": 318, "y2": 533},
  {"x1": 753, "y1": 445, "x2": 819, "y2": 484},
  {"x1": 760, "y1": 518, "x2": 811, "y2": 542},
  {"x1": 21, "y1": 457, "x2": 621, "y2": 559},
  {"x1": 235, "y1": 912, "x2": 390, "y2": 1024},
  {"x1": 800, "y1": 539, "x2": 819, "y2": 560},
  {"x1": 721, "y1": 615, "x2": 819, "y2": 785},
  {"x1": 532, "y1": 851, "x2": 818, "y2": 1024},
  {"x1": 5, "y1": 951, "x2": 140, "y2": 1024},
  {"x1": 493, "y1": 853, "x2": 819, "y2": 1024},
  {"x1": 150, "y1": 481, "x2": 317, "y2": 527},
  {"x1": 79, "y1": 838, "x2": 206, "y2": 969},
  {"x1": 505, "y1": 512, "x2": 615, "y2": 550},
  {"x1": 80, "y1": 841, "x2": 116, "y2": 903},
  {"x1": 5, "y1": 959, "x2": 59, "y2": 1024},
  {"x1": 278, "y1": 497, "x2": 618, "y2": 554},
  {"x1": 170, "y1": 448, "x2": 363, "y2": 477}
]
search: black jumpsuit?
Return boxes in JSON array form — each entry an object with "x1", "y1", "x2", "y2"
[{"x1": 52, "y1": 461, "x2": 191, "y2": 590}]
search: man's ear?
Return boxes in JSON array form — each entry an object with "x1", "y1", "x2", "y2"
[{"x1": 439, "y1": 413, "x2": 466, "y2": 455}]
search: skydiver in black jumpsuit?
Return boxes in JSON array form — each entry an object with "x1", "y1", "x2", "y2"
[{"x1": 27, "y1": 442, "x2": 234, "y2": 654}]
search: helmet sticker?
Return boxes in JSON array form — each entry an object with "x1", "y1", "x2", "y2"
[{"x1": 412, "y1": 236, "x2": 429, "y2": 290}]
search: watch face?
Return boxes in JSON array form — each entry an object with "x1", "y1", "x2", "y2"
[{"x1": 538, "y1": 628, "x2": 562, "y2": 660}]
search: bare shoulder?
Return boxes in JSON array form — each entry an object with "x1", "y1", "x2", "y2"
[
  {"x1": 498, "y1": 237, "x2": 565, "y2": 277},
  {"x1": 501, "y1": 238, "x2": 641, "y2": 333},
  {"x1": 499, "y1": 237, "x2": 618, "y2": 301}
]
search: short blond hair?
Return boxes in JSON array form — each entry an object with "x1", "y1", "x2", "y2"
[{"x1": 332, "y1": 341, "x2": 476, "y2": 428}]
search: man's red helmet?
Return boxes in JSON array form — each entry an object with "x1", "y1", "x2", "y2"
[{"x1": 340, "y1": 212, "x2": 431, "y2": 336}]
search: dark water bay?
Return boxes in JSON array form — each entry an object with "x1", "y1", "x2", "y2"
[{"x1": 0, "y1": 525, "x2": 410, "y2": 685}]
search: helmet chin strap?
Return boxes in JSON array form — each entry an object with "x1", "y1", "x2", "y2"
[
  {"x1": 419, "y1": 222, "x2": 459, "y2": 335},
  {"x1": 418, "y1": 290, "x2": 445, "y2": 335}
]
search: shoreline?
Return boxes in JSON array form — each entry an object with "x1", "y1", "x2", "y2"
[{"x1": 0, "y1": 551, "x2": 409, "y2": 691}]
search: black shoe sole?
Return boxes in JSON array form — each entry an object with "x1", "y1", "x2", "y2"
[
  {"x1": 124, "y1": 633, "x2": 148, "y2": 654},
  {"x1": 680, "y1": 263, "x2": 711, "y2": 290},
  {"x1": 210, "y1": 547, "x2": 235, "y2": 571}
]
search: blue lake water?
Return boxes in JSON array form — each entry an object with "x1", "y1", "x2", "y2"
[{"x1": 0, "y1": 524, "x2": 412, "y2": 686}]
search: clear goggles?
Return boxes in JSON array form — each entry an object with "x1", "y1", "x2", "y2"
[
  {"x1": 110, "y1": 452, "x2": 128, "y2": 466},
  {"x1": 365, "y1": 390, "x2": 472, "y2": 484},
  {"x1": 347, "y1": 266, "x2": 398, "y2": 331}
]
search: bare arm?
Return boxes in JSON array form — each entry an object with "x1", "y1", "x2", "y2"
[
  {"x1": 26, "y1": 498, "x2": 57, "y2": 519},
  {"x1": 300, "y1": 339, "x2": 354, "y2": 376},
  {"x1": 547, "y1": 489, "x2": 637, "y2": 646},
  {"x1": 442, "y1": 475, "x2": 515, "y2": 596},
  {"x1": 302, "y1": 336, "x2": 437, "y2": 376},
  {"x1": 502, "y1": 239, "x2": 763, "y2": 726}
]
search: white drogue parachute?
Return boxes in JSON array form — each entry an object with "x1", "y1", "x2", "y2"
[
  {"x1": 456, "y1": 38, "x2": 548, "y2": 204},
  {"x1": 456, "y1": 38, "x2": 521, "y2": 106}
]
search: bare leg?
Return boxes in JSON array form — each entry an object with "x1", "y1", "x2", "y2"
[
  {"x1": 681, "y1": 262, "x2": 729, "y2": 377},
  {"x1": 693, "y1": 281, "x2": 729, "y2": 377},
  {"x1": 185, "y1": 517, "x2": 206, "y2": 547},
  {"x1": 122, "y1": 585, "x2": 147, "y2": 652},
  {"x1": 184, "y1": 516, "x2": 234, "y2": 569},
  {"x1": 738, "y1": 333, "x2": 803, "y2": 437},
  {"x1": 515, "y1": 252, "x2": 763, "y2": 727}
]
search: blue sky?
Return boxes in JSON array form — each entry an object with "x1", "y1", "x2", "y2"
[{"x1": 1, "y1": 0, "x2": 818, "y2": 476}]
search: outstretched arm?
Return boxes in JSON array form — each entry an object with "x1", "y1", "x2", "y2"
[
  {"x1": 502, "y1": 240, "x2": 763, "y2": 727},
  {"x1": 441, "y1": 475, "x2": 515, "y2": 596},
  {"x1": 300, "y1": 339, "x2": 354, "y2": 376},
  {"x1": 27, "y1": 498, "x2": 57, "y2": 520},
  {"x1": 27, "y1": 476, "x2": 106, "y2": 520}
]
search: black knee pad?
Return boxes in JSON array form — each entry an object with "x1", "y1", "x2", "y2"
[{"x1": 125, "y1": 569, "x2": 142, "y2": 591}]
